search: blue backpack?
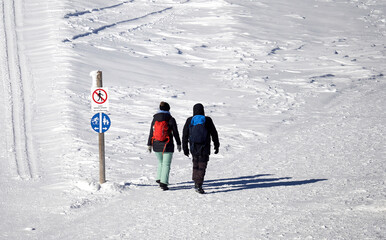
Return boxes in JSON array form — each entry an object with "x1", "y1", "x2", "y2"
[{"x1": 189, "y1": 115, "x2": 208, "y2": 145}]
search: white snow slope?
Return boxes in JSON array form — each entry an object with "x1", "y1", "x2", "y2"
[{"x1": 1, "y1": 0, "x2": 385, "y2": 239}]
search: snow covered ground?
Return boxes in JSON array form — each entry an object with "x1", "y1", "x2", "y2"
[{"x1": 0, "y1": 0, "x2": 385, "y2": 239}]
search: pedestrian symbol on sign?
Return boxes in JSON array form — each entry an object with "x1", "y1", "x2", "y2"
[
  {"x1": 91, "y1": 87, "x2": 109, "y2": 112},
  {"x1": 92, "y1": 88, "x2": 108, "y2": 104},
  {"x1": 91, "y1": 113, "x2": 111, "y2": 133},
  {"x1": 97, "y1": 91, "x2": 104, "y2": 102}
]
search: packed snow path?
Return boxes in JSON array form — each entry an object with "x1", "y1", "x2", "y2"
[{"x1": 0, "y1": 0, "x2": 385, "y2": 239}]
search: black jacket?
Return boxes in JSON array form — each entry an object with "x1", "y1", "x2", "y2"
[
  {"x1": 182, "y1": 104, "x2": 220, "y2": 156},
  {"x1": 147, "y1": 112, "x2": 181, "y2": 153}
]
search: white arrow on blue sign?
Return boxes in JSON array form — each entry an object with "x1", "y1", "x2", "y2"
[{"x1": 91, "y1": 112, "x2": 111, "y2": 133}]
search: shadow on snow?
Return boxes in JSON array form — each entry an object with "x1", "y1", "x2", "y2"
[{"x1": 172, "y1": 174, "x2": 327, "y2": 194}]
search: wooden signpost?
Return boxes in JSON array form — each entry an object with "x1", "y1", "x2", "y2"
[{"x1": 90, "y1": 70, "x2": 110, "y2": 184}]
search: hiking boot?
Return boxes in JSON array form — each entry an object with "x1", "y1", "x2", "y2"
[
  {"x1": 194, "y1": 183, "x2": 205, "y2": 194},
  {"x1": 196, "y1": 187, "x2": 205, "y2": 194},
  {"x1": 160, "y1": 183, "x2": 169, "y2": 191}
]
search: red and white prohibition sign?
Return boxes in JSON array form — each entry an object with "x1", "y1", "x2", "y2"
[{"x1": 92, "y1": 88, "x2": 108, "y2": 104}]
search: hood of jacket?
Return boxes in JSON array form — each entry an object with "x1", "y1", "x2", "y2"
[
  {"x1": 153, "y1": 111, "x2": 171, "y2": 122},
  {"x1": 193, "y1": 103, "x2": 205, "y2": 116}
]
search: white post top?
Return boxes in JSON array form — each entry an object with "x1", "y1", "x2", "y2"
[{"x1": 90, "y1": 70, "x2": 101, "y2": 88}]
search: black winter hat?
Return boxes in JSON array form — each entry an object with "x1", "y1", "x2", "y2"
[{"x1": 160, "y1": 101, "x2": 170, "y2": 111}]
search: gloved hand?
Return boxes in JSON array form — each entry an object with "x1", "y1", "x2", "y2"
[
  {"x1": 214, "y1": 147, "x2": 219, "y2": 154},
  {"x1": 177, "y1": 145, "x2": 182, "y2": 152},
  {"x1": 148, "y1": 146, "x2": 152, "y2": 153},
  {"x1": 184, "y1": 149, "x2": 190, "y2": 157}
]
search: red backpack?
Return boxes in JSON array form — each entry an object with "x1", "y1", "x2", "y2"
[{"x1": 152, "y1": 120, "x2": 170, "y2": 153}]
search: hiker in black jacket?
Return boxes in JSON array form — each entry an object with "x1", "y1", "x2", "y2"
[
  {"x1": 182, "y1": 103, "x2": 220, "y2": 194},
  {"x1": 147, "y1": 102, "x2": 181, "y2": 191}
]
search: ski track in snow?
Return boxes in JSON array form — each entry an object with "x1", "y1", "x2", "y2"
[
  {"x1": 63, "y1": 5, "x2": 173, "y2": 42},
  {"x1": 64, "y1": 0, "x2": 134, "y2": 19},
  {"x1": 0, "y1": 0, "x2": 36, "y2": 180}
]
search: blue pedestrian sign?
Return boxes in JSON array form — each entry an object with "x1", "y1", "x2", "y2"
[{"x1": 91, "y1": 113, "x2": 111, "y2": 133}]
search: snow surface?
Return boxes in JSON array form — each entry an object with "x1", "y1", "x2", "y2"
[{"x1": 1, "y1": 0, "x2": 385, "y2": 239}]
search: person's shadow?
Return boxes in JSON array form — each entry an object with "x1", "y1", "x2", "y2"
[{"x1": 172, "y1": 174, "x2": 327, "y2": 194}]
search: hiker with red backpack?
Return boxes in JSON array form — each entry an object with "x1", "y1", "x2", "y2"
[
  {"x1": 147, "y1": 102, "x2": 181, "y2": 191},
  {"x1": 182, "y1": 103, "x2": 220, "y2": 194}
]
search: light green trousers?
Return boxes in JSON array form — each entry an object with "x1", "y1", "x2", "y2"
[{"x1": 154, "y1": 152, "x2": 173, "y2": 185}]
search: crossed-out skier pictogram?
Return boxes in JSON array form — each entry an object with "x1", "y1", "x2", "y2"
[{"x1": 92, "y1": 88, "x2": 108, "y2": 104}]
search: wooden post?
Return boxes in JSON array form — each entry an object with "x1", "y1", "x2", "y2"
[{"x1": 96, "y1": 71, "x2": 106, "y2": 184}]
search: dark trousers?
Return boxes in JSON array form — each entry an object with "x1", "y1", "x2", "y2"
[{"x1": 192, "y1": 155, "x2": 209, "y2": 186}]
